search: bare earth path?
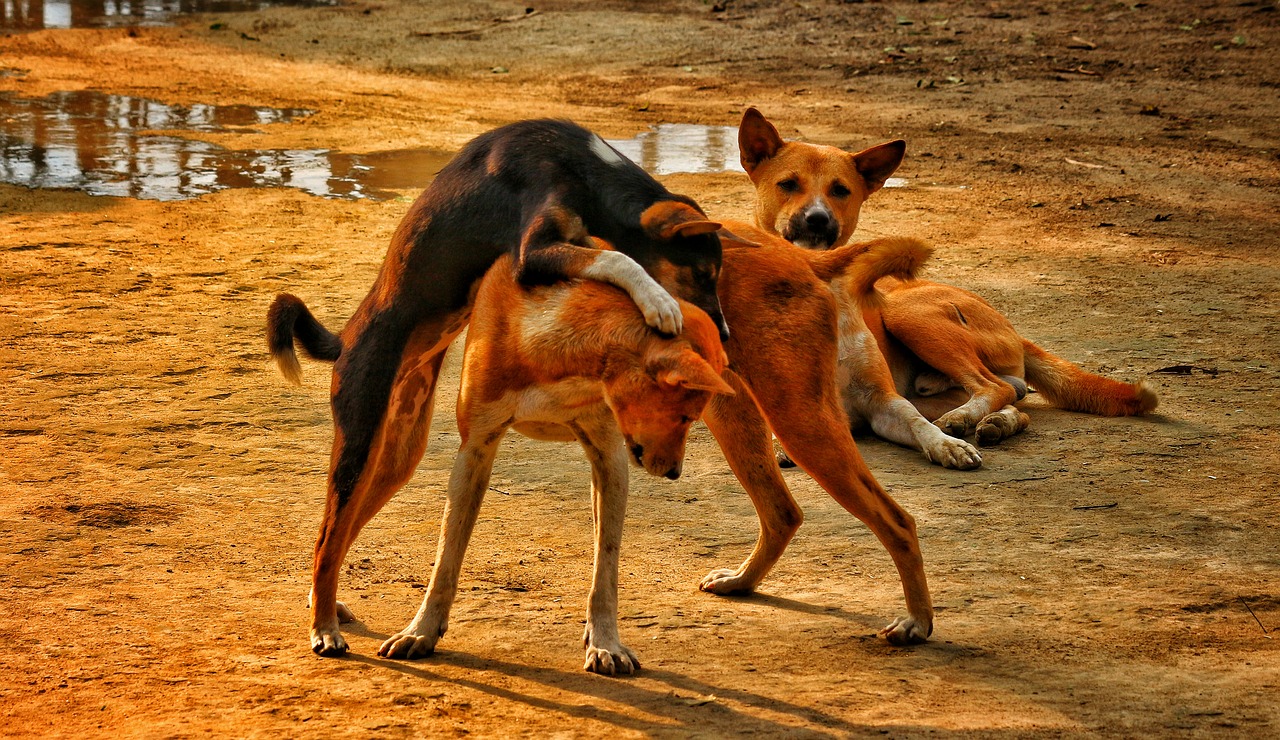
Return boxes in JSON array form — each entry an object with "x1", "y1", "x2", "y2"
[{"x1": 2, "y1": 1, "x2": 1277, "y2": 736}]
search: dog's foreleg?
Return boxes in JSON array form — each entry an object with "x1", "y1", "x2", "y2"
[
  {"x1": 579, "y1": 251, "x2": 683, "y2": 336},
  {"x1": 700, "y1": 371, "x2": 804, "y2": 595},
  {"x1": 516, "y1": 203, "x2": 683, "y2": 335},
  {"x1": 378, "y1": 409, "x2": 509, "y2": 660},
  {"x1": 570, "y1": 412, "x2": 640, "y2": 676},
  {"x1": 837, "y1": 323, "x2": 981, "y2": 470},
  {"x1": 871, "y1": 397, "x2": 982, "y2": 470}
]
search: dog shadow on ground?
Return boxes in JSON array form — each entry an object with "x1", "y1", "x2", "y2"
[{"x1": 344, "y1": 649, "x2": 859, "y2": 735}]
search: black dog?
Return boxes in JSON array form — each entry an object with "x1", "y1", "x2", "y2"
[{"x1": 266, "y1": 119, "x2": 726, "y2": 657}]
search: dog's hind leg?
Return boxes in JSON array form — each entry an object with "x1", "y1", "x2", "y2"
[
  {"x1": 974, "y1": 406, "x2": 1030, "y2": 446},
  {"x1": 766, "y1": 400, "x2": 934, "y2": 644},
  {"x1": 700, "y1": 371, "x2": 804, "y2": 595},
  {"x1": 310, "y1": 318, "x2": 461, "y2": 657},
  {"x1": 882, "y1": 296, "x2": 1024, "y2": 438},
  {"x1": 731, "y1": 338, "x2": 933, "y2": 643},
  {"x1": 571, "y1": 410, "x2": 640, "y2": 676},
  {"x1": 378, "y1": 399, "x2": 509, "y2": 660}
]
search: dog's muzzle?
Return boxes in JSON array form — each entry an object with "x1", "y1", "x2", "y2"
[{"x1": 784, "y1": 208, "x2": 839, "y2": 249}]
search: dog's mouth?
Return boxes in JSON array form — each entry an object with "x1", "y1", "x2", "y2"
[
  {"x1": 788, "y1": 234, "x2": 834, "y2": 250},
  {"x1": 627, "y1": 440, "x2": 682, "y2": 479},
  {"x1": 782, "y1": 221, "x2": 839, "y2": 250}
]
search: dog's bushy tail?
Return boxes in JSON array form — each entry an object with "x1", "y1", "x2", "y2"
[
  {"x1": 810, "y1": 237, "x2": 932, "y2": 307},
  {"x1": 266, "y1": 293, "x2": 342, "y2": 385},
  {"x1": 1023, "y1": 340, "x2": 1158, "y2": 416}
]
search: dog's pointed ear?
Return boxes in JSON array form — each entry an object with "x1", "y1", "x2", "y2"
[
  {"x1": 656, "y1": 351, "x2": 735, "y2": 396},
  {"x1": 739, "y1": 107, "x2": 785, "y2": 175},
  {"x1": 716, "y1": 226, "x2": 762, "y2": 248},
  {"x1": 641, "y1": 200, "x2": 721, "y2": 241},
  {"x1": 852, "y1": 139, "x2": 906, "y2": 195}
]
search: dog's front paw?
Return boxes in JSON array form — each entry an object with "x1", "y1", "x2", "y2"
[
  {"x1": 923, "y1": 435, "x2": 982, "y2": 470},
  {"x1": 636, "y1": 285, "x2": 683, "y2": 336},
  {"x1": 584, "y1": 644, "x2": 639, "y2": 676},
  {"x1": 582, "y1": 627, "x2": 640, "y2": 676},
  {"x1": 878, "y1": 615, "x2": 932, "y2": 646},
  {"x1": 311, "y1": 625, "x2": 349, "y2": 657},
  {"x1": 699, "y1": 567, "x2": 757, "y2": 595},
  {"x1": 378, "y1": 631, "x2": 440, "y2": 660}
]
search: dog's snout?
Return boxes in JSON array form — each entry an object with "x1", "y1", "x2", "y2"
[
  {"x1": 804, "y1": 209, "x2": 831, "y2": 230},
  {"x1": 664, "y1": 465, "x2": 682, "y2": 480}
]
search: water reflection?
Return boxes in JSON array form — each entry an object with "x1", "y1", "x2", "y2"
[
  {"x1": 0, "y1": 91, "x2": 453, "y2": 201},
  {"x1": 606, "y1": 124, "x2": 743, "y2": 176},
  {"x1": 605, "y1": 124, "x2": 913, "y2": 187},
  {"x1": 1, "y1": 0, "x2": 336, "y2": 30}
]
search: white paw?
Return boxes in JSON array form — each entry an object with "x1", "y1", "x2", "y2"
[
  {"x1": 378, "y1": 630, "x2": 441, "y2": 660},
  {"x1": 699, "y1": 567, "x2": 756, "y2": 595},
  {"x1": 582, "y1": 627, "x2": 640, "y2": 676},
  {"x1": 311, "y1": 625, "x2": 348, "y2": 657},
  {"x1": 879, "y1": 615, "x2": 932, "y2": 646},
  {"x1": 584, "y1": 644, "x2": 640, "y2": 676},
  {"x1": 923, "y1": 436, "x2": 982, "y2": 470},
  {"x1": 636, "y1": 284, "x2": 683, "y2": 336}
]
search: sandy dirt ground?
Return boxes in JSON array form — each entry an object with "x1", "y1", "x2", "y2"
[{"x1": 3, "y1": 1, "x2": 1279, "y2": 736}]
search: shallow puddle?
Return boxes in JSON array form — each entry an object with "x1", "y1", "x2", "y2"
[
  {"x1": 0, "y1": 93, "x2": 934, "y2": 202},
  {"x1": 0, "y1": 0, "x2": 336, "y2": 31},
  {"x1": 0, "y1": 91, "x2": 452, "y2": 200},
  {"x1": 604, "y1": 124, "x2": 923, "y2": 188},
  {"x1": 606, "y1": 124, "x2": 742, "y2": 176}
]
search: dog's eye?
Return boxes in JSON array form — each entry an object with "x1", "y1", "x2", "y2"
[
  {"x1": 830, "y1": 182, "x2": 852, "y2": 198},
  {"x1": 777, "y1": 178, "x2": 799, "y2": 193}
]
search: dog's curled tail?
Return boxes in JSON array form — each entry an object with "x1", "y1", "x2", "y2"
[
  {"x1": 811, "y1": 236, "x2": 932, "y2": 306},
  {"x1": 1023, "y1": 340, "x2": 1158, "y2": 416},
  {"x1": 266, "y1": 293, "x2": 342, "y2": 385}
]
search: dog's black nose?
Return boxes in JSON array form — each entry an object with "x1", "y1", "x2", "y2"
[
  {"x1": 805, "y1": 210, "x2": 830, "y2": 230},
  {"x1": 664, "y1": 467, "x2": 681, "y2": 480}
]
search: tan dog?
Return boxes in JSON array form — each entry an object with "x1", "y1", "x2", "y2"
[
  {"x1": 739, "y1": 108, "x2": 1157, "y2": 456},
  {"x1": 271, "y1": 250, "x2": 733, "y2": 675},
  {"x1": 738, "y1": 108, "x2": 982, "y2": 468}
]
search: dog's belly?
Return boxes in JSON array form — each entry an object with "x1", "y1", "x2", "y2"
[
  {"x1": 508, "y1": 378, "x2": 611, "y2": 441},
  {"x1": 511, "y1": 421, "x2": 578, "y2": 442}
]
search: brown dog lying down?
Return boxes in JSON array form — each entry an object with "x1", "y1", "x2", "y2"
[
  {"x1": 737, "y1": 107, "x2": 1157, "y2": 464},
  {"x1": 274, "y1": 251, "x2": 733, "y2": 675}
]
